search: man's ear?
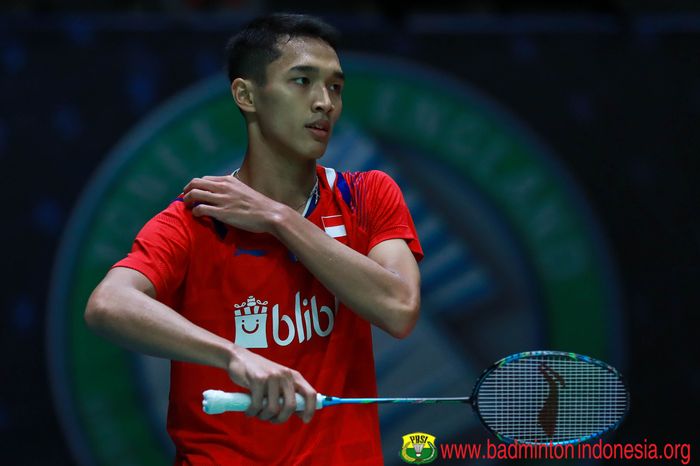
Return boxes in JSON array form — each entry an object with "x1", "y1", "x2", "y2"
[{"x1": 231, "y1": 78, "x2": 256, "y2": 113}]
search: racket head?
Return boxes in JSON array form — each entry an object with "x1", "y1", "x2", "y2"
[{"x1": 470, "y1": 351, "x2": 630, "y2": 446}]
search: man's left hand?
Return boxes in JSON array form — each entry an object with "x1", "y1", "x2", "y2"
[{"x1": 182, "y1": 175, "x2": 281, "y2": 233}]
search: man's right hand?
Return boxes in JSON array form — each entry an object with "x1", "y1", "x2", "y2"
[{"x1": 226, "y1": 345, "x2": 318, "y2": 424}]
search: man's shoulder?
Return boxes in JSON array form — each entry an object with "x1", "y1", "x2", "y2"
[
  {"x1": 342, "y1": 170, "x2": 401, "y2": 197},
  {"x1": 155, "y1": 196, "x2": 190, "y2": 223},
  {"x1": 149, "y1": 195, "x2": 216, "y2": 234},
  {"x1": 319, "y1": 165, "x2": 395, "y2": 189}
]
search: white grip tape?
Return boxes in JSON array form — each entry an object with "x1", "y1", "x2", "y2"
[{"x1": 202, "y1": 390, "x2": 324, "y2": 414}]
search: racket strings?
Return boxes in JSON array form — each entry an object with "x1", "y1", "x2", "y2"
[{"x1": 476, "y1": 356, "x2": 628, "y2": 445}]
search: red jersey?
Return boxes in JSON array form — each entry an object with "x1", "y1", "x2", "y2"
[{"x1": 114, "y1": 165, "x2": 423, "y2": 465}]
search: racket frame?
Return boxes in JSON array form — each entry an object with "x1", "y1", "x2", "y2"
[{"x1": 469, "y1": 350, "x2": 630, "y2": 446}]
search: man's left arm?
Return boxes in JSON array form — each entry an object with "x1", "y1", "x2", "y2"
[
  {"x1": 271, "y1": 209, "x2": 421, "y2": 339},
  {"x1": 182, "y1": 175, "x2": 420, "y2": 338}
]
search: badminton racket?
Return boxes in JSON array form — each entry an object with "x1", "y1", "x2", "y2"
[{"x1": 202, "y1": 350, "x2": 629, "y2": 445}]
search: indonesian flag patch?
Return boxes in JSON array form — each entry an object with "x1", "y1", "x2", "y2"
[{"x1": 321, "y1": 215, "x2": 347, "y2": 240}]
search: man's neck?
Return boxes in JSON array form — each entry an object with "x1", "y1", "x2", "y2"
[{"x1": 236, "y1": 149, "x2": 318, "y2": 211}]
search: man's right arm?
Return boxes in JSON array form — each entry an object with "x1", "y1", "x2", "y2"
[{"x1": 84, "y1": 266, "x2": 317, "y2": 423}]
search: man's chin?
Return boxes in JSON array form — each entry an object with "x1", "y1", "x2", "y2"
[
  {"x1": 302, "y1": 142, "x2": 329, "y2": 160},
  {"x1": 312, "y1": 148, "x2": 327, "y2": 159}
]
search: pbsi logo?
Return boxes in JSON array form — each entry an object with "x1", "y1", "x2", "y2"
[
  {"x1": 399, "y1": 432, "x2": 438, "y2": 464},
  {"x1": 233, "y1": 293, "x2": 335, "y2": 348}
]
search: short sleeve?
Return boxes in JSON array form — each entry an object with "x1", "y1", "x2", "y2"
[
  {"x1": 112, "y1": 199, "x2": 191, "y2": 299},
  {"x1": 360, "y1": 170, "x2": 424, "y2": 262}
]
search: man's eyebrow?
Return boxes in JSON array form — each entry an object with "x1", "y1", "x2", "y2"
[{"x1": 288, "y1": 65, "x2": 345, "y2": 81}]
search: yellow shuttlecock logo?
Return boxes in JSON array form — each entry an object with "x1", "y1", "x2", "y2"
[{"x1": 399, "y1": 432, "x2": 437, "y2": 464}]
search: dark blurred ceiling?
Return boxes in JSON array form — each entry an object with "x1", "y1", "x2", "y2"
[{"x1": 2, "y1": 0, "x2": 700, "y2": 14}]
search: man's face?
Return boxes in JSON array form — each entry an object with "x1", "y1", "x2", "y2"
[{"x1": 252, "y1": 36, "x2": 344, "y2": 161}]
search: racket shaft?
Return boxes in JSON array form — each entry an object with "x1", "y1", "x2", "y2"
[{"x1": 323, "y1": 396, "x2": 471, "y2": 407}]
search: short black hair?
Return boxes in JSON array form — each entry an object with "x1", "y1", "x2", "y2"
[{"x1": 225, "y1": 13, "x2": 340, "y2": 86}]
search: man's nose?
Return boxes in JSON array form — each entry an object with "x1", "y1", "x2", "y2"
[{"x1": 312, "y1": 86, "x2": 333, "y2": 113}]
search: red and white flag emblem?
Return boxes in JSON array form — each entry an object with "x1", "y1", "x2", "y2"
[{"x1": 321, "y1": 215, "x2": 347, "y2": 239}]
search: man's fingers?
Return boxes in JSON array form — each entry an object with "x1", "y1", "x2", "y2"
[
  {"x1": 203, "y1": 175, "x2": 231, "y2": 182},
  {"x1": 273, "y1": 377, "x2": 297, "y2": 423},
  {"x1": 293, "y1": 372, "x2": 317, "y2": 424},
  {"x1": 183, "y1": 177, "x2": 222, "y2": 194},
  {"x1": 191, "y1": 203, "x2": 219, "y2": 219},
  {"x1": 246, "y1": 381, "x2": 264, "y2": 418},
  {"x1": 183, "y1": 189, "x2": 222, "y2": 205},
  {"x1": 259, "y1": 378, "x2": 281, "y2": 421},
  {"x1": 301, "y1": 390, "x2": 317, "y2": 424}
]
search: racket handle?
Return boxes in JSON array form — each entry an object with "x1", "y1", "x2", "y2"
[{"x1": 202, "y1": 390, "x2": 324, "y2": 414}]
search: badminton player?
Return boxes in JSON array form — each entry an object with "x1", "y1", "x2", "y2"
[{"x1": 85, "y1": 13, "x2": 423, "y2": 465}]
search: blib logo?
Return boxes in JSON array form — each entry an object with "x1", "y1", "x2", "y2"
[
  {"x1": 400, "y1": 432, "x2": 438, "y2": 464},
  {"x1": 233, "y1": 292, "x2": 335, "y2": 348}
]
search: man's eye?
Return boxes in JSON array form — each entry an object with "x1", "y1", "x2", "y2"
[
  {"x1": 330, "y1": 83, "x2": 343, "y2": 94},
  {"x1": 292, "y1": 77, "x2": 309, "y2": 85}
]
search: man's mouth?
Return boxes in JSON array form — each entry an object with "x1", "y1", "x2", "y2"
[
  {"x1": 306, "y1": 120, "x2": 330, "y2": 131},
  {"x1": 305, "y1": 120, "x2": 330, "y2": 139}
]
